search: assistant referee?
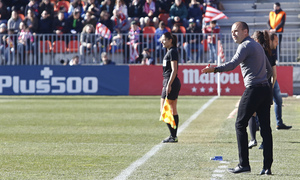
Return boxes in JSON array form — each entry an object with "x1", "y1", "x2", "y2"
[{"x1": 160, "y1": 32, "x2": 181, "y2": 143}]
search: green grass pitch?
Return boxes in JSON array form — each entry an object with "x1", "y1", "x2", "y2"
[{"x1": 0, "y1": 96, "x2": 299, "y2": 179}]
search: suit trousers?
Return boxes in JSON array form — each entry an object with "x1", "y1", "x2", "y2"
[{"x1": 236, "y1": 84, "x2": 273, "y2": 169}]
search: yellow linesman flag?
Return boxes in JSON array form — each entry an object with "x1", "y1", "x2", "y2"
[{"x1": 160, "y1": 98, "x2": 176, "y2": 129}]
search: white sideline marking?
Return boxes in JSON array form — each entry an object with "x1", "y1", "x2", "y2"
[{"x1": 114, "y1": 96, "x2": 219, "y2": 180}]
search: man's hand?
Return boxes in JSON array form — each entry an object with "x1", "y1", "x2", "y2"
[{"x1": 201, "y1": 64, "x2": 215, "y2": 74}]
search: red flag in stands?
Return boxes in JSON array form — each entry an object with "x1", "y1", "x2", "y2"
[{"x1": 203, "y1": 5, "x2": 228, "y2": 23}]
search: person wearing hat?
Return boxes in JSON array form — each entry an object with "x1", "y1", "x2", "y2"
[
  {"x1": 183, "y1": 18, "x2": 203, "y2": 63},
  {"x1": 267, "y1": 2, "x2": 285, "y2": 55}
]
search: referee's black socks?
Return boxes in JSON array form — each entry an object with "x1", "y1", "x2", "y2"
[{"x1": 167, "y1": 115, "x2": 179, "y2": 138}]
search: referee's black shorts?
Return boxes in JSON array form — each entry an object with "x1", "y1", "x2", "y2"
[{"x1": 161, "y1": 77, "x2": 181, "y2": 100}]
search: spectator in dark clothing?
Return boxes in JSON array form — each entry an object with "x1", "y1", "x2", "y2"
[
  {"x1": 37, "y1": 10, "x2": 52, "y2": 34},
  {"x1": 24, "y1": 0, "x2": 39, "y2": 17},
  {"x1": 168, "y1": 0, "x2": 188, "y2": 29},
  {"x1": 38, "y1": 0, "x2": 54, "y2": 19},
  {"x1": 68, "y1": 0, "x2": 84, "y2": 18},
  {"x1": 0, "y1": 0, "x2": 10, "y2": 24},
  {"x1": 183, "y1": 18, "x2": 203, "y2": 63},
  {"x1": 99, "y1": 10, "x2": 114, "y2": 32},
  {"x1": 156, "y1": 0, "x2": 173, "y2": 13},
  {"x1": 24, "y1": 8, "x2": 39, "y2": 33},
  {"x1": 188, "y1": 0, "x2": 203, "y2": 28},
  {"x1": 127, "y1": 0, "x2": 143, "y2": 23},
  {"x1": 66, "y1": 8, "x2": 83, "y2": 34},
  {"x1": 100, "y1": 0, "x2": 114, "y2": 17},
  {"x1": 82, "y1": 11, "x2": 97, "y2": 28},
  {"x1": 84, "y1": 0, "x2": 100, "y2": 19},
  {"x1": 53, "y1": 11, "x2": 68, "y2": 37}
]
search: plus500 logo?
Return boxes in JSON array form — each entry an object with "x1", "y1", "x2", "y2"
[{"x1": 0, "y1": 76, "x2": 98, "y2": 94}]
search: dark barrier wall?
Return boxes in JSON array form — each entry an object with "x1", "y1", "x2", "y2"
[
  {"x1": 0, "y1": 66, "x2": 129, "y2": 95},
  {"x1": 0, "y1": 65, "x2": 293, "y2": 96}
]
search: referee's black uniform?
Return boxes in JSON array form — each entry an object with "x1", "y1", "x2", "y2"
[{"x1": 161, "y1": 46, "x2": 181, "y2": 141}]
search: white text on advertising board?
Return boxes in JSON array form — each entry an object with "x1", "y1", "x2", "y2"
[{"x1": 182, "y1": 69, "x2": 240, "y2": 84}]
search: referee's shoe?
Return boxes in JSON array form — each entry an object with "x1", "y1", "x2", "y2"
[{"x1": 162, "y1": 136, "x2": 178, "y2": 143}]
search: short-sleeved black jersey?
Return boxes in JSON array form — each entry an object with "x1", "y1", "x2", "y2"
[
  {"x1": 162, "y1": 47, "x2": 179, "y2": 78},
  {"x1": 268, "y1": 49, "x2": 277, "y2": 67}
]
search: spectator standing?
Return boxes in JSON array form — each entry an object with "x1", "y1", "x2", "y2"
[
  {"x1": 168, "y1": 0, "x2": 188, "y2": 29},
  {"x1": 7, "y1": 10, "x2": 22, "y2": 33},
  {"x1": 127, "y1": 0, "x2": 143, "y2": 24},
  {"x1": 188, "y1": 0, "x2": 203, "y2": 28},
  {"x1": 203, "y1": 20, "x2": 220, "y2": 63},
  {"x1": 37, "y1": 10, "x2": 53, "y2": 34},
  {"x1": 267, "y1": 2, "x2": 285, "y2": 54},
  {"x1": 127, "y1": 20, "x2": 140, "y2": 63},
  {"x1": 155, "y1": 21, "x2": 168, "y2": 63},
  {"x1": 38, "y1": 0, "x2": 54, "y2": 19},
  {"x1": 201, "y1": 22, "x2": 273, "y2": 175},
  {"x1": 0, "y1": 0, "x2": 10, "y2": 24},
  {"x1": 140, "y1": 0, "x2": 159, "y2": 29},
  {"x1": 183, "y1": 18, "x2": 203, "y2": 63},
  {"x1": 80, "y1": 24, "x2": 96, "y2": 64},
  {"x1": 82, "y1": 11, "x2": 97, "y2": 28},
  {"x1": 24, "y1": 8, "x2": 39, "y2": 33},
  {"x1": 0, "y1": 23, "x2": 7, "y2": 64},
  {"x1": 24, "y1": 0, "x2": 39, "y2": 17},
  {"x1": 17, "y1": 21, "x2": 34, "y2": 65}
]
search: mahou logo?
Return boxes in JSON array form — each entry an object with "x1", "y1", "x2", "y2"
[{"x1": 182, "y1": 69, "x2": 240, "y2": 84}]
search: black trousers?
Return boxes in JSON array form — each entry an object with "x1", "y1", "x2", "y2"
[{"x1": 236, "y1": 84, "x2": 273, "y2": 169}]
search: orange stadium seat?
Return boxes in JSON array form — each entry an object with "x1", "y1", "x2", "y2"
[
  {"x1": 158, "y1": 13, "x2": 169, "y2": 25},
  {"x1": 56, "y1": 1, "x2": 70, "y2": 12},
  {"x1": 67, "y1": 40, "x2": 80, "y2": 53},
  {"x1": 52, "y1": 40, "x2": 67, "y2": 53}
]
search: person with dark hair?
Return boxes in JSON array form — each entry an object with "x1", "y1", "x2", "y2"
[
  {"x1": 66, "y1": 8, "x2": 83, "y2": 34},
  {"x1": 37, "y1": 10, "x2": 53, "y2": 34},
  {"x1": 202, "y1": 22, "x2": 273, "y2": 175},
  {"x1": 168, "y1": 0, "x2": 188, "y2": 29},
  {"x1": 160, "y1": 31, "x2": 181, "y2": 143},
  {"x1": 24, "y1": 8, "x2": 39, "y2": 33},
  {"x1": 203, "y1": 20, "x2": 220, "y2": 63},
  {"x1": 7, "y1": 10, "x2": 22, "y2": 33},
  {"x1": 268, "y1": 33, "x2": 292, "y2": 131},
  {"x1": 0, "y1": 0, "x2": 10, "y2": 24},
  {"x1": 68, "y1": 0, "x2": 84, "y2": 17},
  {"x1": 267, "y1": 2, "x2": 285, "y2": 54},
  {"x1": 24, "y1": 0, "x2": 39, "y2": 17},
  {"x1": 38, "y1": 0, "x2": 54, "y2": 19}
]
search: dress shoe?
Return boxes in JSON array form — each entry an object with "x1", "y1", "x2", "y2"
[
  {"x1": 228, "y1": 164, "x2": 251, "y2": 173},
  {"x1": 248, "y1": 139, "x2": 257, "y2": 149},
  {"x1": 276, "y1": 124, "x2": 292, "y2": 130},
  {"x1": 260, "y1": 168, "x2": 272, "y2": 175}
]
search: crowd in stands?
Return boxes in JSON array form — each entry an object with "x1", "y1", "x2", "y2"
[{"x1": 0, "y1": 0, "x2": 223, "y2": 65}]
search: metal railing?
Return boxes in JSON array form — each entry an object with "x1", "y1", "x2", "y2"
[{"x1": 0, "y1": 32, "x2": 299, "y2": 66}]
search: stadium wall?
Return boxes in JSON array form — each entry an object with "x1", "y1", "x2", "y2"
[{"x1": 0, "y1": 65, "x2": 293, "y2": 96}]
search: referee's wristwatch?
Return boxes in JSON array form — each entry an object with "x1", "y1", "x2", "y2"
[{"x1": 214, "y1": 67, "x2": 218, "y2": 73}]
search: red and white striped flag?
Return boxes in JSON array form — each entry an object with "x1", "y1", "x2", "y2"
[
  {"x1": 95, "y1": 23, "x2": 111, "y2": 39},
  {"x1": 218, "y1": 40, "x2": 226, "y2": 62},
  {"x1": 203, "y1": 5, "x2": 228, "y2": 23}
]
